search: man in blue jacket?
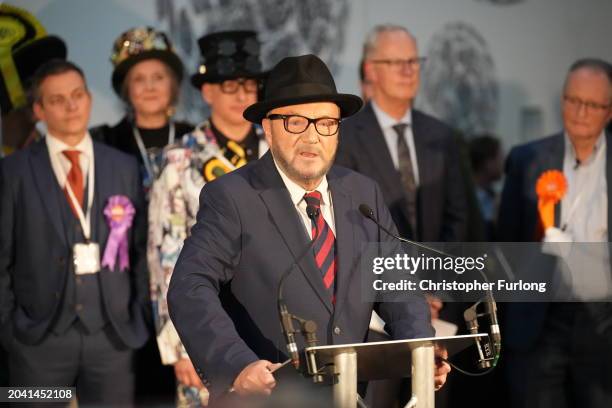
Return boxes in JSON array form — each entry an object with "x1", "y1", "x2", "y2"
[
  {"x1": 0, "y1": 59, "x2": 149, "y2": 405},
  {"x1": 168, "y1": 54, "x2": 449, "y2": 403}
]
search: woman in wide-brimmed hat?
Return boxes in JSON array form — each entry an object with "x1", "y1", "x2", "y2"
[{"x1": 96, "y1": 26, "x2": 192, "y2": 192}]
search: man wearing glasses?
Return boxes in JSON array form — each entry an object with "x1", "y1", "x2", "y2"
[
  {"x1": 190, "y1": 30, "x2": 268, "y2": 172},
  {"x1": 337, "y1": 24, "x2": 468, "y2": 244},
  {"x1": 167, "y1": 54, "x2": 449, "y2": 404},
  {"x1": 498, "y1": 58, "x2": 612, "y2": 408}
]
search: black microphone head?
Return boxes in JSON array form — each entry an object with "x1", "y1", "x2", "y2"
[
  {"x1": 359, "y1": 204, "x2": 375, "y2": 220},
  {"x1": 306, "y1": 205, "x2": 320, "y2": 219}
]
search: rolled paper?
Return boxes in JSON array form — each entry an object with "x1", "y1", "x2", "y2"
[
  {"x1": 535, "y1": 170, "x2": 567, "y2": 230},
  {"x1": 102, "y1": 195, "x2": 135, "y2": 271}
]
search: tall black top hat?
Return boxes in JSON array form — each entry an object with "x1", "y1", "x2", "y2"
[
  {"x1": 0, "y1": 4, "x2": 67, "y2": 112},
  {"x1": 110, "y1": 26, "x2": 184, "y2": 95},
  {"x1": 190, "y1": 30, "x2": 264, "y2": 89},
  {"x1": 243, "y1": 54, "x2": 363, "y2": 123}
]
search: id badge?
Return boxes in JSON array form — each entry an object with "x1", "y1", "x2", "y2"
[{"x1": 73, "y1": 242, "x2": 101, "y2": 275}]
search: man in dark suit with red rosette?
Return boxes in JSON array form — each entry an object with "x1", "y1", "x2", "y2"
[{"x1": 498, "y1": 58, "x2": 612, "y2": 408}]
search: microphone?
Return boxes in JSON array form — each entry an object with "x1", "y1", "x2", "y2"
[
  {"x1": 359, "y1": 204, "x2": 453, "y2": 257},
  {"x1": 359, "y1": 203, "x2": 502, "y2": 367},
  {"x1": 277, "y1": 205, "x2": 320, "y2": 369},
  {"x1": 573, "y1": 158, "x2": 581, "y2": 170}
]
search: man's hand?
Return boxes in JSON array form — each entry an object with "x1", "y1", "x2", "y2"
[
  {"x1": 232, "y1": 360, "x2": 282, "y2": 396},
  {"x1": 174, "y1": 358, "x2": 205, "y2": 389},
  {"x1": 426, "y1": 294, "x2": 443, "y2": 320},
  {"x1": 434, "y1": 346, "x2": 451, "y2": 391}
]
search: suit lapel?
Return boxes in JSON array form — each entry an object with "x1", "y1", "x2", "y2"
[
  {"x1": 545, "y1": 135, "x2": 564, "y2": 227},
  {"x1": 253, "y1": 153, "x2": 333, "y2": 313},
  {"x1": 327, "y1": 168, "x2": 356, "y2": 317},
  {"x1": 28, "y1": 140, "x2": 67, "y2": 245},
  {"x1": 357, "y1": 103, "x2": 401, "y2": 191},
  {"x1": 606, "y1": 131, "x2": 612, "y2": 241},
  {"x1": 93, "y1": 142, "x2": 112, "y2": 246},
  {"x1": 412, "y1": 113, "x2": 442, "y2": 240}
]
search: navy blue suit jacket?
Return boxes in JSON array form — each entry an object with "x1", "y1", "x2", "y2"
[
  {"x1": 497, "y1": 131, "x2": 612, "y2": 350},
  {"x1": 168, "y1": 151, "x2": 433, "y2": 398},
  {"x1": 0, "y1": 139, "x2": 149, "y2": 350},
  {"x1": 336, "y1": 102, "x2": 468, "y2": 242}
]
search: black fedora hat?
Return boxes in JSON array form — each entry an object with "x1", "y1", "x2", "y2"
[
  {"x1": 243, "y1": 54, "x2": 363, "y2": 123},
  {"x1": 110, "y1": 27, "x2": 184, "y2": 95},
  {"x1": 191, "y1": 30, "x2": 264, "y2": 89}
]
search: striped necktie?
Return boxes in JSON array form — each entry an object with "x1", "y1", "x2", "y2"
[{"x1": 303, "y1": 191, "x2": 336, "y2": 301}]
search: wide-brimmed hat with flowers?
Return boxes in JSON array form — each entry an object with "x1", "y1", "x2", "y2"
[{"x1": 110, "y1": 26, "x2": 184, "y2": 94}]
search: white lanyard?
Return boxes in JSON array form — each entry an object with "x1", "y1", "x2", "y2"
[
  {"x1": 53, "y1": 151, "x2": 95, "y2": 241},
  {"x1": 132, "y1": 121, "x2": 175, "y2": 181}
]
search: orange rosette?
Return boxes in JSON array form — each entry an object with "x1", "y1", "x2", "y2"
[{"x1": 535, "y1": 170, "x2": 567, "y2": 230}]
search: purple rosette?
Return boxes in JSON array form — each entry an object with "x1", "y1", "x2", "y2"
[{"x1": 102, "y1": 195, "x2": 135, "y2": 271}]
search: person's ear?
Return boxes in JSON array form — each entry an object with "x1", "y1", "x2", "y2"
[
  {"x1": 32, "y1": 100, "x2": 46, "y2": 122},
  {"x1": 201, "y1": 83, "x2": 213, "y2": 106},
  {"x1": 262, "y1": 118, "x2": 273, "y2": 145},
  {"x1": 364, "y1": 60, "x2": 377, "y2": 84}
]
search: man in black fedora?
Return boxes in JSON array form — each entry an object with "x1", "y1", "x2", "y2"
[{"x1": 168, "y1": 54, "x2": 450, "y2": 403}]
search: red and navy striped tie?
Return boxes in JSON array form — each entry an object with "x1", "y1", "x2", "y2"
[{"x1": 303, "y1": 191, "x2": 336, "y2": 302}]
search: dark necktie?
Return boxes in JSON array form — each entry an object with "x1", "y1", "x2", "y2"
[
  {"x1": 62, "y1": 150, "x2": 84, "y2": 217},
  {"x1": 303, "y1": 191, "x2": 336, "y2": 301},
  {"x1": 393, "y1": 123, "x2": 417, "y2": 234}
]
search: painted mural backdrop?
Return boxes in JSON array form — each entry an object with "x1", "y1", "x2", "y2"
[
  {"x1": 155, "y1": 0, "x2": 350, "y2": 121},
  {"x1": 421, "y1": 22, "x2": 499, "y2": 137}
]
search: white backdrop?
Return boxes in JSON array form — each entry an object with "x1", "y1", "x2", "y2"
[{"x1": 19, "y1": 0, "x2": 612, "y2": 148}]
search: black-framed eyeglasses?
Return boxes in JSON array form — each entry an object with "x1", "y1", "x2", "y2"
[
  {"x1": 220, "y1": 78, "x2": 258, "y2": 94},
  {"x1": 370, "y1": 57, "x2": 426, "y2": 71},
  {"x1": 266, "y1": 114, "x2": 341, "y2": 136},
  {"x1": 563, "y1": 95, "x2": 611, "y2": 112}
]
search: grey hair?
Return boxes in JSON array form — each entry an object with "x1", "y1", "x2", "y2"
[
  {"x1": 362, "y1": 24, "x2": 417, "y2": 60},
  {"x1": 564, "y1": 58, "x2": 612, "y2": 102}
]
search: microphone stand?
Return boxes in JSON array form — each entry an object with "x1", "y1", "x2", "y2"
[
  {"x1": 276, "y1": 205, "x2": 325, "y2": 380},
  {"x1": 359, "y1": 204, "x2": 501, "y2": 371}
]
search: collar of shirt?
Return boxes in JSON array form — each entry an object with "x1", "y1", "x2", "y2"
[
  {"x1": 273, "y1": 158, "x2": 329, "y2": 205},
  {"x1": 272, "y1": 157, "x2": 335, "y2": 237},
  {"x1": 210, "y1": 120, "x2": 258, "y2": 150},
  {"x1": 45, "y1": 132, "x2": 93, "y2": 186},
  {"x1": 371, "y1": 99, "x2": 412, "y2": 129},
  {"x1": 563, "y1": 130, "x2": 606, "y2": 166}
]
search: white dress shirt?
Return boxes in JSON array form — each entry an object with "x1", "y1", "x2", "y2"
[
  {"x1": 558, "y1": 131, "x2": 611, "y2": 300},
  {"x1": 371, "y1": 100, "x2": 420, "y2": 185},
  {"x1": 45, "y1": 132, "x2": 94, "y2": 189},
  {"x1": 561, "y1": 131, "x2": 607, "y2": 242},
  {"x1": 273, "y1": 159, "x2": 336, "y2": 239}
]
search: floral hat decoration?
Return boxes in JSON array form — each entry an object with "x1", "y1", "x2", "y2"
[{"x1": 110, "y1": 26, "x2": 184, "y2": 94}]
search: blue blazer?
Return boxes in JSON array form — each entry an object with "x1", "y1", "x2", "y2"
[
  {"x1": 168, "y1": 151, "x2": 434, "y2": 398},
  {"x1": 497, "y1": 131, "x2": 612, "y2": 350},
  {"x1": 0, "y1": 139, "x2": 149, "y2": 350}
]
